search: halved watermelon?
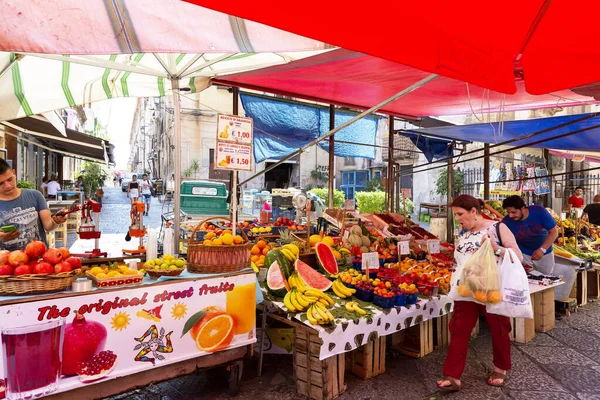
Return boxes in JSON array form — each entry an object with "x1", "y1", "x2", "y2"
[
  {"x1": 266, "y1": 261, "x2": 288, "y2": 298},
  {"x1": 315, "y1": 242, "x2": 339, "y2": 276},
  {"x1": 295, "y1": 259, "x2": 332, "y2": 292}
]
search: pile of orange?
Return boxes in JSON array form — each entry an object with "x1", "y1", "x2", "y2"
[
  {"x1": 202, "y1": 230, "x2": 245, "y2": 246},
  {"x1": 250, "y1": 240, "x2": 270, "y2": 267}
]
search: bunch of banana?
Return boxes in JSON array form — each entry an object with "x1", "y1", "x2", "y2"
[
  {"x1": 288, "y1": 272, "x2": 308, "y2": 293},
  {"x1": 338, "y1": 247, "x2": 351, "y2": 256},
  {"x1": 283, "y1": 287, "x2": 333, "y2": 312},
  {"x1": 345, "y1": 301, "x2": 367, "y2": 315},
  {"x1": 306, "y1": 302, "x2": 335, "y2": 325},
  {"x1": 332, "y1": 279, "x2": 355, "y2": 298},
  {"x1": 281, "y1": 244, "x2": 300, "y2": 263}
]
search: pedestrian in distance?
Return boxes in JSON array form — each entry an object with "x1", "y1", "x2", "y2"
[
  {"x1": 140, "y1": 174, "x2": 152, "y2": 216},
  {"x1": 128, "y1": 174, "x2": 140, "y2": 203},
  {"x1": 568, "y1": 186, "x2": 584, "y2": 210},
  {"x1": 583, "y1": 194, "x2": 600, "y2": 226},
  {"x1": 437, "y1": 195, "x2": 522, "y2": 392}
]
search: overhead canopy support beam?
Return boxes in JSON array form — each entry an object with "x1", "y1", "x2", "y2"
[
  {"x1": 172, "y1": 79, "x2": 183, "y2": 255},
  {"x1": 328, "y1": 104, "x2": 335, "y2": 208},
  {"x1": 387, "y1": 116, "x2": 394, "y2": 212},
  {"x1": 0, "y1": 122, "x2": 104, "y2": 150},
  {"x1": 238, "y1": 74, "x2": 438, "y2": 187}
]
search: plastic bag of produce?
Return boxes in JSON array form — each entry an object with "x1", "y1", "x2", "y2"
[
  {"x1": 487, "y1": 248, "x2": 533, "y2": 318},
  {"x1": 456, "y1": 239, "x2": 501, "y2": 304}
]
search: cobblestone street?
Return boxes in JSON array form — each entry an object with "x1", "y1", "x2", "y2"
[{"x1": 99, "y1": 187, "x2": 164, "y2": 234}]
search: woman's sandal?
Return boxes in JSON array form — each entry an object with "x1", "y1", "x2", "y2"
[
  {"x1": 487, "y1": 371, "x2": 507, "y2": 387},
  {"x1": 437, "y1": 377, "x2": 462, "y2": 392}
]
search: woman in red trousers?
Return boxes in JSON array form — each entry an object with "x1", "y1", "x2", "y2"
[{"x1": 437, "y1": 195, "x2": 522, "y2": 391}]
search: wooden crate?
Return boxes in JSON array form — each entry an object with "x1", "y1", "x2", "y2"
[
  {"x1": 294, "y1": 328, "x2": 345, "y2": 400},
  {"x1": 433, "y1": 315, "x2": 480, "y2": 349},
  {"x1": 587, "y1": 271, "x2": 600, "y2": 299},
  {"x1": 349, "y1": 336, "x2": 386, "y2": 380},
  {"x1": 533, "y1": 288, "x2": 555, "y2": 333},
  {"x1": 53, "y1": 223, "x2": 68, "y2": 247},
  {"x1": 67, "y1": 211, "x2": 81, "y2": 234},
  {"x1": 392, "y1": 319, "x2": 433, "y2": 358},
  {"x1": 569, "y1": 269, "x2": 588, "y2": 306},
  {"x1": 510, "y1": 294, "x2": 535, "y2": 343},
  {"x1": 46, "y1": 231, "x2": 56, "y2": 249}
]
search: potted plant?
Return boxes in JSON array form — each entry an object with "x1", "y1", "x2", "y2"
[{"x1": 81, "y1": 162, "x2": 107, "y2": 202}]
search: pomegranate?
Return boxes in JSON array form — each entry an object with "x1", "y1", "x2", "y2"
[
  {"x1": 0, "y1": 265, "x2": 12, "y2": 276},
  {"x1": 54, "y1": 262, "x2": 72, "y2": 274},
  {"x1": 13, "y1": 264, "x2": 32, "y2": 276},
  {"x1": 33, "y1": 261, "x2": 54, "y2": 275},
  {"x1": 25, "y1": 240, "x2": 47, "y2": 259},
  {"x1": 0, "y1": 250, "x2": 9, "y2": 265},
  {"x1": 76, "y1": 350, "x2": 117, "y2": 383},
  {"x1": 57, "y1": 247, "x2": 71, "y2": 260},
  {"x1": 8, "y1": 250, "x2": 28, "y2": 267},
  {"x1": 42, "y1": 248, "x2": 62, "y2": 264},
  {"x1": 64, "y1": 256, "x2": 82, "y2": 270},
  {"x1": 62, "y1": 313, "x2": 107, "y2": 376}
]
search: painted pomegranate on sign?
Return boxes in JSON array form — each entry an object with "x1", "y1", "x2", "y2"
[{"x1": 62, "y1": 313, "x2": 108, "y2": 376}]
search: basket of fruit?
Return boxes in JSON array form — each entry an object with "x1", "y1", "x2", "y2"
[
  {"x1": 86, "y1": 263, "x2": 143, "y2": 288},
  {"x1": 187, "y1": 217, "x2": 252, "y2": 274},
  {"x1": 142, "y1": 255, "x2": 186, "y2": 279},
  {"x1": 0, "y1": 244, "x2": 83, "y2": 295}
]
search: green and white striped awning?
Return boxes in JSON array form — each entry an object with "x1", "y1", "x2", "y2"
[{"x1": 0, "y1": 0, "x2": 332, "y2": 121}]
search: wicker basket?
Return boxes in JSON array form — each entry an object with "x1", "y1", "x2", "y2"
[
  {"x1": 0, "y1": 269, "x2": 82, "y2": 296},
  {"x1": 145, "y1": 267, "x2": 186, "y2": 280},
  {"x1": 187, "y1": 216, "x2": 251, "y2": 274}
]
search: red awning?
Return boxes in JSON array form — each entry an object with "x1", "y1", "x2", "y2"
[
  {"x1": 187, "y1": 0, "x2": 600, "y2": 95},
  {"x1": 213, "y1": 49, "x2": 597, "y2": 118}
]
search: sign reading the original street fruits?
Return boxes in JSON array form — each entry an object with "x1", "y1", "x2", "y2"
[{"x1": 0, "y1": 273, "x2": 256, "y2": 398}]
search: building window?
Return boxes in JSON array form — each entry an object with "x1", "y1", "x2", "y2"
[{"x1": 341, "y1": 170, "x2": 370, "y2": 200}]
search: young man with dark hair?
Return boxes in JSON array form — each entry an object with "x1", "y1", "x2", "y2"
[
  {"x1": 583, "y1": 195, "x2": 600, "y2": 226},
  {"x1": 0, "y1": 160, "x2": 67, "y2": 250},
  {"x1": 501, "y1": 195, "x2": 558, "y2": 275},
  {"x1": 568, "y1": 186, "x2": 584, "y2": 210}
]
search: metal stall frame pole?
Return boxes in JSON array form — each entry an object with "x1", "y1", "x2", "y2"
[
  {"x1": 172, "y1": 79, "x2": 182, "y2": 256},
  {"x1": 447, "y1": 146, "x2": 454, "y2": 243},
  {"x1": 387, "y1": 116, "x2": 394, "y2": 212},
  {"x1": 232, "y1": 87, "x2": 240, "y2": 233},
  {"x1": 328, "y1": 104, "x2": 335, "y2": 208},
  {"x1": 484, "y1": 143, "x2": 490, "y2": 200},
  {"x1": 238, "y1": 74, "x2": 439, "y2": 188}
]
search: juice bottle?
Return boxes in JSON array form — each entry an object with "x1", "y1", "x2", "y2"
[
  {"x1": 226, "y1": 282, "x2": 256, "y2": 335},
  {"x1": 1, "y1": 319, "x2": 65, "y2": 400}
]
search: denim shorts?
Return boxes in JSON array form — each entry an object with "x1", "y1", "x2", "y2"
[{"x1": 143, "y1": 194, "x2": 152, "y2": 202}]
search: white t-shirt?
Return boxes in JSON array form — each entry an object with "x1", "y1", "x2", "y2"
[
  {"x1": 47, "y1": 181, "x2": 61, "y2": 196},
  {"x1": 141, "y1": 179, "x2": 152, "y2": 195}
]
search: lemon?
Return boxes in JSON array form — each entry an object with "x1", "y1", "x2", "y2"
[
  {"x1": 258, "y1": 227, "x2": 266, "y2": 233},
  {"x1": 163, "y1": 254, "x2": 174, "y2": 261},
  {"x1": 144, "y1": 260, "x2": 155, "y2": 268},
  {"x1": 154, "y1": 259, "x2": 163, "y2": 266},
  {"x1": 265, "y1": 226, "x2": 272, "y2": 233},
  {"x1": 175, "y1": 259, "x2": 185, "y2": 268},
  {"x1": 169, "y1": 265, "x2": 178, "y2": 270},
  {"x1": 124, "y1": 269, "x2": 139, "y2": 275},
  {"x1": 118, "y1": 265, "x2": 129, "y2": 273},
  {"x1": 107, "y1": 271, "x2": 122, "y2": 277},
  {"x1": 251, "y1": 228, "x2": 259, "y2": 233},
  {"x1": 221, "y1": 233, "x2": 234, "y2": 245},
  {"x1": 89, "y1": 266, "x2": 104, "y2": 276},
  {"x1": 213, "y1": 238, "x2": 223, "y2": 246},
  {"x1": 96, "y1": 273, "x2": 108, "y2": 279}
]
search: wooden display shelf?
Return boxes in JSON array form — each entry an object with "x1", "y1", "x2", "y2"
[
  {"x1": 391, "y1": 319, "x2": 433, "y2": 358},
  {"x1": 570, "y1": 269, "x2": 588, "y2": 306},
  {"x1": 511, "y1": 285, "x2": 558, "y2": 343},
  {"x1": 294, "y1": 328, "x2": 345, "y2": 400},
  {"x1": 53, "y1": 223, "x2": 68, "y2": 247},
  {"x1": 587, "y1": 270, "x2": 600, "y2": 299},
  {"x1": 348, "y1": 336, "x2": 386, "y2": 380}
]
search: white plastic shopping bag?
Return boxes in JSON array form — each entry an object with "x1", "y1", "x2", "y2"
[{"x1": 487, "y1": 248, "x2": 533, "y2": 319}]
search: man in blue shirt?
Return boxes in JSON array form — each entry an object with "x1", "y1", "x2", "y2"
[{"x1": 502, "y1": 195, "x2": 558, "y2": 275}]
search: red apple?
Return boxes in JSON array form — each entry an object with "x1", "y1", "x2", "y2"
[
  {"x1": 64, "y1": 257, "x2": 82, "y2": 270},
  {"x1": 57, "y1": 247, "x2": 71, "y2": 260},
  {"x1": 33, "y1": 261, "x2": 54, "y2": 275},
  {"x1": 42, "y1": 248, "x2": 63, "y2": 264},
  {"x1": 0, "y1": 264, "x2": 13, "y2": 276},
  {"x1": 25, "y1": 240, "x2": 47, "y2": 259},
  {"x1": 13, "y1": 264, "x2": 32, "y2": 276},
  {"x1": 8, "y1": 251, "x2": 28, "y2": 267},
  {"x1": 0, "y1": 250, "x2": 9, "y2": 265},
  {"x1": 54, "y1": 262, "x2": 72, "y2": 273}
]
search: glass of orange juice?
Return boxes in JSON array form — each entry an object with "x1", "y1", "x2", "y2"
[{"x1": 226, "y1": 282, "x2": 256, "y2": 335}]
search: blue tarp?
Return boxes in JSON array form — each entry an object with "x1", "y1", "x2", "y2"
[
  {"x1": 240, "y1": 93, "x2": 378, "y2": 163},
  {"x1": 399, "y1": 131, "x2": 453, "y2": 162},
  {"x1": 409, "y1": 113, "x2": 600, "y2": 151}
]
